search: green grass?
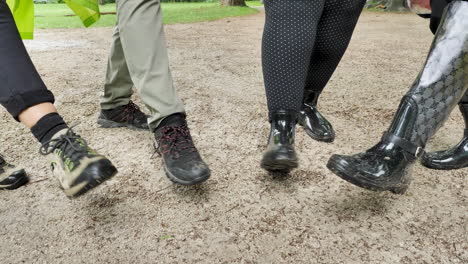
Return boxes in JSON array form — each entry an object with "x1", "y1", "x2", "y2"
[
  {"x1": 246, "y1": 1, "x2": 263, "y2": 7},
  {"x1": 34, "y1": 3, "x2": 259, "y2": 29}
]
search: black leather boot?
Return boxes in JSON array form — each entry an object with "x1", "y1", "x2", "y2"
[
  {"x1": 327, "y1": 1, "x2": 468, "y2": 194},
  {"x1": 261, "y1": 110, "x2": 299, "y2": 172},
  {"x1": 421, "y1": 102, "x2": 468, "y2": 170},
  {"x1": 298, "y1": 90, "x2": 335, "y2": 142}
]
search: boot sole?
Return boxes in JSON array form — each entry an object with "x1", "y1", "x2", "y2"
[
  {"x1": 297, "y1": 121, "x2": 335, "y2": 143},
  {"x1": 0, "y1": 170, "x2": 29, "y2": 190},
  {"x1": 303, "y1": 127, "x2": 335, "y2": 143},
  {"x1": 97, "y1": 118, "x2": 149, "y2": 131},
  {"x1": 64, "y1": 159, "x2": 118, "y2": 198},
  {"x1": 420, "y1": 159, "x2": 468, "y2": 170},
  {"x1": 162, "y1": 161, "x2": 210, "y2": 186},
  {"x1": 327, "y1": 155, "x2": 408, "y2": 195},
  {"x1": 261, "y1": 159, "x2": 299, "y2": 173}
]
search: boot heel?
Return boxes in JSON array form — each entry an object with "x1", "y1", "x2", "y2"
[{"x1": 261, "y1": 110, "x2": 298, "y2": 173}]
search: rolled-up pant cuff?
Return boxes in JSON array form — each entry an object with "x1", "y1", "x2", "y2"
[{"x1": 3, "y1": 89, "x2": 55, "y2": 121}]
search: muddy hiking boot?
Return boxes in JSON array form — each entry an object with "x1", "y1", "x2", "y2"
[
  {"x1": 40, "y1": 128, "x2": 118, "y2": 198},
  {"x1": 421, "y1": 102, "x2": 468, "y2": 170},
  {"x1": 327, "y1": 1, "x2": 468, "y2": 194},
  {"x1": 0, "y1": 155, "x2": 28, "y2": 190},
  {"x1": 261, "y1": 110, "x2": 299, "y2": 173},
  {"x1": 298, "y1": 91, "x2": 335, "y2": 143},
  {"x1": 154, "y1": 113, "x2": 210, "y2": 185},
  {"x1": 98, "y1": 101, "x2": 149, "y2": 130}
]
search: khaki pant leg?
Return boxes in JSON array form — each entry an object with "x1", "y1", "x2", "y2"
[{"x1": 115, "y1": 0, "x2": 185, "y2": 131}]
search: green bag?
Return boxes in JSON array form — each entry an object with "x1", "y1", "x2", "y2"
[
  {"x1": 64, "y1": 0, "x2": 101, "y2": 28},
  {"x1": 7, "y1": 0, "x2": 34, "y2": 39},
  {"x1": 7, "y1": 0, "x2": 101, "y2": 40}
]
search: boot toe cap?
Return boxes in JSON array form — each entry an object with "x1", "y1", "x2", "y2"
[
  {"x1": 165, "y1": 161, "x2": 211, "y2": 185},
  {"x1": 0, "y1": 169, "x2": 28, "y2": 190},
  {"x1": 261, "y1": 148, "x2": 298, "y2": 172}
]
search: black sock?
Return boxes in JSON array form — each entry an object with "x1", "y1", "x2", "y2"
[{"x1": 31, "y1": 113, "x2": 68, "y2": 144}]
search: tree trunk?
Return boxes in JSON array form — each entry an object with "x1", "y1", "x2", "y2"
[
  {"x1": 365, "y1": 0, "x2": 409, "y2": 11},
  {"x1": 385, "y1": 0, "x2": 408, "y2": 11},
  {"x1": 221, "y1": 0, "x2": 246, "y2": 6},
  {"x1": 99, "y1": 0, "x2": 106, "y2": 5}
]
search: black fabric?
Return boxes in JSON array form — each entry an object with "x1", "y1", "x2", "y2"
[
  {"x1": 460, "y1": 92, "x2": 468, "y2": 104},
  {"x1": 156, "y1": 112, "x2": 186, "y2": 130},
  {"x1": 262, "y1": 0, "x2": 366, "y2": 117},
  {"x1": 429, "y1": 0, "x2": 468, "y2": 33},
  {"x1": 0, "y1": 1, "x2": 54, "y2": 121},
  {"x1": 31, "y1": 113, "x2": 68, "y2": 144},
  {"x1": 430, "y1": 0, "x2": 450, "y2": 33}
]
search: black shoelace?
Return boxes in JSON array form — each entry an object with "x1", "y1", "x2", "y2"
[
  {"x1": 39, "y1": 127, "x2": 88, "y2": 156},
  {"x1": 122, "y1": 101, "x2": 145, "y2": 121}
]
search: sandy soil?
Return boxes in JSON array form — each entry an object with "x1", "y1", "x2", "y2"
[{"x1": 1, "y1": 11, "x2": 466, "y2": 264}]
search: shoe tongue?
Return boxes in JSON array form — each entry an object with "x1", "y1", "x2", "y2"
[
  {"x1": 159, "y1": 114, "x2": 186, "y2": 127},
  {"x1": 51, "y1": 128, "x2": 70, "y2": 140}
]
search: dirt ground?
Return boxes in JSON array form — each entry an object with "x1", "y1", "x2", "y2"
[{"x1": 0, "y1": 11, "x2": 466, "y2": 264}]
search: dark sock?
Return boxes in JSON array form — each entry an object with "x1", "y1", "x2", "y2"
[{"x1": 31, "y1": 113, "x2": 68, "y2": 144}]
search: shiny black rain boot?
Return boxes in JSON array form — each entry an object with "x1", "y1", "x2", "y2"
[
  {"x1": 298, "y1": 90, "x2": 335, "y2": 143},
  {"x1": 327, "y1": 1, "x2": 468, "y2": 194},
  {"x1": 421, "y1": 100, "x2": 468, "y2": 170},
  {"x1": 261, "y1": 110, "x2": 299, "y2": 172}
]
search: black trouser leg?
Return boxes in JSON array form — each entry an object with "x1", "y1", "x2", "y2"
[
  {"x1": 303, "y1": 0, "x2": 366, "y2": 102},
  {"x1": 0, "y1": 0, "x2": 54, "y2": 120},
  {"x1": 262, "y1": 0, "x2": 325, "y2": 117}
]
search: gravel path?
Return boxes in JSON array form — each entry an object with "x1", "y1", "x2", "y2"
[{"x1": 1, "y1": 11, "x2": 466, "y2": 263}]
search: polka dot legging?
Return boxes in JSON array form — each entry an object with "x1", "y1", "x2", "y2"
[{"x1": 262, "y1": 0, "x2": 366, "y2": 118}]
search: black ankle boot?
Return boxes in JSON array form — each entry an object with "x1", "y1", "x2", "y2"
[
  {"x1": 261, "y1": 110, "x2": 299, "y2": 172},
  {"x1": 421, "y1": 103, "x2": 468, "y2": 170},
  {"x1": 327, "y1": 1, "x2": 468, "y2": 194},
  {"x1": 298, "y1": 91, "x2": 335, "y2": 143}
]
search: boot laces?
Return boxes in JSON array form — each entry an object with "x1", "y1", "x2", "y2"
[
  {"x1": 122, "y1": 101, "x2": 145, "y2": 121},
  {"x1": 155, "y1": 125, "x2": 197, "y2": 159},
  {"x1": 39, "y1": 127, "x2": 90, "y2": 159}
]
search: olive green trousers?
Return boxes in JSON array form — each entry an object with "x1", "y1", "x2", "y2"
[{"x1": 100, "y1": 0, "x2": 185, "y2": 130}]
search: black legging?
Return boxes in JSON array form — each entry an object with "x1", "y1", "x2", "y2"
[
  {"x1": 0, "y1": 0, "x2": 54, "y2": 120},
  {"x1": 262, "y1": 0, "x2": 366, "y2": 117},
  {"x1": 430, "y1": 0, "x2": 452, "y2": 34}
]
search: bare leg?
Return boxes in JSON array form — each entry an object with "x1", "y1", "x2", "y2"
[{"x1": 18, "y1": 103, "x2": 57, "y2": 128}]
